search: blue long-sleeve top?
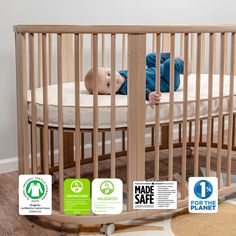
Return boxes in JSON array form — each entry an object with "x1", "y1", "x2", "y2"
[{"x1": 117, "y1": 53, "x2": 184, "y2": 100}]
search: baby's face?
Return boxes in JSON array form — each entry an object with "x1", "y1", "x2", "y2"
[{"x1": 97, "y1": 67, "x2": 124, "y2": 94}]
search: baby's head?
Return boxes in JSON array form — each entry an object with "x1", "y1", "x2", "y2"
[{"x1": 84, "y1": 67, "x2": 124, "y2": 95}]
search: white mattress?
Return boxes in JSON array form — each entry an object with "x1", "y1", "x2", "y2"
[{"x1": 27, "y1": 74, "x2": 236, "y2": 129}]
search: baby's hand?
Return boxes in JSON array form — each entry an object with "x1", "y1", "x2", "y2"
[{"x1": 149, "y1": 91, "x2": 161, "y2": 107}]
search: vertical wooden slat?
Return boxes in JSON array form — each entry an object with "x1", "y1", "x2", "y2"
[
  {"x1": 201, "y1": 34, "x2": 206, "y2": 73},
  {"x1": 227, "y1": 32, "x2": 235, "y2": 186},
  {"x1": 217, "y1": 33, "x2": 226, "y2": 188},
  {"x1": 110, "y1": 34, "x2": 116, "y2": 178},
  {"x1": 102, "y1": 34, "x2": 105, "y2": 67},
  {"x1": 127, "y1": 34, "x2": 146, "y2": 211},
  {"x1": 91, "y1": 35, "x2": 93, "y2": 67},
  {"x1": 154, "y1": 33, "x2": 161, "y2": 180},
  {"x1": 29, "y1": 33, "x2": 37, "y2": 174},
  {"x1": 206, "y1": 33, "x2": 214, "y2": 177},
  {"x1": 75, "y1": 34, "x2": 81, "y2": 178},
  {"x1": 224, "y1": 33, "x2": 228, "y2": 73},
  {"x1": 93, "y1": 34, "x2": 99, "y2": 179},
  {"x1": 48, "y1": 33, "x2": 54, "y2": 168},
  {"x1": 213, "y1": 33, "x2": 217, "y2": 74},
  {"x1": 15, "y1": 33, "x2": 29, "y2": 174},
  {"x1": 181, "y1": 33, "x2": 189, "y2": 198},
  {"x1": 190, "y1": 33, "x2": 194, "y2": 72},
  {"x1": 49, "y1": 33, "x2": 53, "y2": 85},
  {"x1": 57, "y1": 33, "x2": 64, "y2": 213},
  {"x1": 193, "y1": 33, "x2": 202, "y2": 177},
  {"x1": 180, "y1": 34, "x2": 184, "y2": 58},
  {"x1": 79, "y1": 34, "x2": 84, "y2": 81},
  {"x1": 42, "y1": 33, "x2": 49, "y2": 174},
  {"x1": 38, "y1": 33, "x2": 43, "y2": 87},
  {"x1": 168, "y1": 33, "x2": 175, "y2": 181},
  {"x1": 122, "y1": 34, "x2": 126, "y2": 69}
]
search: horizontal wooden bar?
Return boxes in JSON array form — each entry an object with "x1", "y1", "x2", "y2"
[{"x1": 14, "y1": 24, "x2": 236, "y2": 34}]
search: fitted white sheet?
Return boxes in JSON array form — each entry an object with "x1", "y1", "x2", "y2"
[{"x1": 27, "y1": 74, "x2": 236, "y2": 129}]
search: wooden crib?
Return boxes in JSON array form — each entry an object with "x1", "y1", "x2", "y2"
[{"x1": 14, "y1": 25, "x2": 236, "y2": 232}]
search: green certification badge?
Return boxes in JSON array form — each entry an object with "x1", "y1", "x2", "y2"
[{"x1": 64, "y1": 178, "x2": 90, "y2": 215}]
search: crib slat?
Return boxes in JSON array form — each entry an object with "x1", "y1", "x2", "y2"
[
  {"x1": 75, "y1": 34, "x2": 81, "y2": 178},
  {"x1": 48, "y1": 33, "x2": 55, "y2": 168},
  {"x1": 206, "y1": 33, "x2": 214, "y2": 177},
  {"x1": 180, "y1": 33, "x2": 184, "y2": 58},
  {"x1": 154, "y1": 33, "x2": 161, "y2": 180},
  {"x1": 190, "y1": 33, "x2": 194, "y2": 72},
  {"x1": 93, "y1": 34, "x2": 99, "y2": 178},
  {"x1": 16, "y1": 33, "x2": 29, "y2": 174},
  {"x1": 168, "y1": 33, "x2": 175, "y2": 181},
  {"x1": 110, "y1": 34, "x2": 116, "y2": 178},
  {"x1": 194, "y1": 33, "x2": 202, "y2": 177},
  {"x1": 42, "y1": 33, "x2": 49, "y2": 174},
  {"x1": 227, "y1": 32, "x2": 235, "y2": 186},
  {"x1": 122, "y1": 34, "x2": 126, "y2": 69},
  {"x1": 29, "y1": 33, "x2": 37, "y2": 174},
  {"x1": 181, "y1": 33, "x2": 189, "y2": 199},
  {"x1": 201, "y1": 34, "x2": 206, "y2": 73},
  {"x1": 102, "y1": 34, "x2": 105, "y2": 67},
  {"x1": 213, "y1": 33, "x2": 217, "y2": 74},
  {"x1": 91, "y1": 35, "x2": 93, "y2": 67},
  {"x1": 127, "y1": 34, "x2": 146, "y2": 211},
  {"x1": 224, "y1": 33, "x2": 228, "y2": 73},
  {"x1": 79, "y1": 34, "x2": 84, "y2": 81},
  {"x1": 49, "y1": 33, "x2": 53, "y2": 85},
  {"x1": 217, "y1": 33, "x2": 226, "y2": 188},
  {"x1": 57, "y1": 33, "x2": 64, "y2": 213},
  {"x1": 67, "y1": 34, "x2": 74, "y2": 82},
  {"x1": 38, "y1": 33, "x2": 43, "y2": 87}
]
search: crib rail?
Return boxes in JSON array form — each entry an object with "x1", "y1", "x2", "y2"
[{"x1": 15, "y1": 25, "x2": 236, "y2": 224}]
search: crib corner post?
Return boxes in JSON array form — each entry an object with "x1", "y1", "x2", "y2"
[
  {"x1": 127, "y1": 33, "x2": 146, "y2": 210},
  {"x1": 15, "y1": 32, "x2": 29, "y2": 175}
]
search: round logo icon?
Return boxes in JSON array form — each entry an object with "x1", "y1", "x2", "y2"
[
  {"x1": 25, "y1": 179, "x2": 46, "y2": 200},
  {"x1": 100, "y1": 181, "x2": 114, "y2": 195},
  {"x1": 70, "y1": 180, "x2": 83, "y2": 193},
  {"x1": 194, "y1": 180, "x2": 213, "y2": 199}
]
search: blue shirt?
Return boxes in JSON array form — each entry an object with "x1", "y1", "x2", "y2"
[{"x1": 117, "y1": 53, "x2": 184, "y2": 100}]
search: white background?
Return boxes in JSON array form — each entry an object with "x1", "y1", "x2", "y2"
[{"x1": 0, "y1": 0, "x2": 236, "y2": 167}]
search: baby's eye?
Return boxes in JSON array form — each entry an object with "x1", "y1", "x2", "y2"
[{"x1": 107, "y1": 71, "x2": 111, "y2": 76}]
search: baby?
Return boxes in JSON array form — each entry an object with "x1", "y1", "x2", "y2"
[{"x1": 84, "y1": 53, "x2": 190, "y2": 106}]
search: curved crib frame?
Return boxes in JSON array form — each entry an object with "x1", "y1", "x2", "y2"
[{"x1": 14, "y1": 25, "x2": 236, "y2": 226}]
